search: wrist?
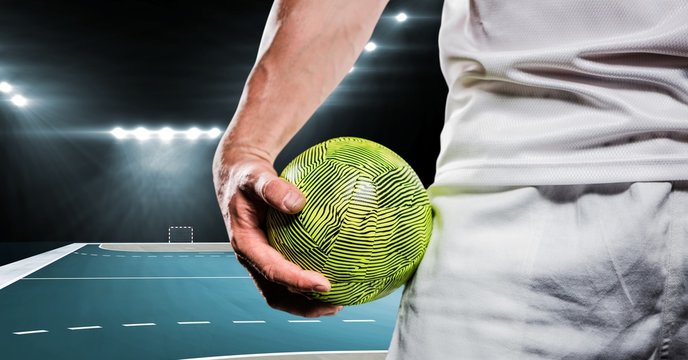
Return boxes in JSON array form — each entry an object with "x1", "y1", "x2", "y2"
[
  {"x1": 215, "y1": 132, "x2": 277, "y2": 166},
  {"x1": 212, "y1": 138, "x2": 278, "y2": 208},
  {"x1": 222, "y1": 142, "x2": 274, "y2": 164}
]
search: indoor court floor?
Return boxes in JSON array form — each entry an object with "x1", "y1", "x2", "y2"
[{"x1": 0, "y1": 243, "x2": 401, "y2": 359}]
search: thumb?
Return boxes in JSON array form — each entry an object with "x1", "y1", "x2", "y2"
[{"x1": 255, "y1": 173, "x2": 306, "y2": 214}]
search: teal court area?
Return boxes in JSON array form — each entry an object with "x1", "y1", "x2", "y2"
[{"x1": 0, "y1": 244, "x2": 401, "y2": 360}]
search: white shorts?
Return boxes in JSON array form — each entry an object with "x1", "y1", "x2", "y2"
[{"x1": 387, "y1": 181, "x2": 688, "y2": 359}]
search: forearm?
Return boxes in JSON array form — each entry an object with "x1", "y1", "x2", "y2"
[{"x1": 217, "y1": 0, "x2": 389, "y2": 163}]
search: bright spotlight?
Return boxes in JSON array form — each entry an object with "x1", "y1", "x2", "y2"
[
  {"x1": 159, "y1": 127, "x2": 175, "y2": 141},
  {"x1": 186, "y1": 127, "x2": 201, "y2": 140},
  {"x1": 395, "y1": 12, "x2": 408, "y2": 22},
  {"x1": 0, "y1": 81, "x2": 12, "y2": 94},
  {"x1": 364, "y1": 42, "x2": 377, "y2": 52},
  {"x1": 349, "y1": 67, "x2": 355, "y2": 74},
  {"x1": 134, "y1": 127, "x2": 151, "y2": 141},
  {"x1": 111, "y1": 127, "x2": 128, "y2": 139},
  {"x1": 109, "y1": 126, "x2": 225, "y2": 141},
  {"x1": 207, "y1": 128, "x2": 222, "y2": 139},
  {"x1": 11, "y1": 95, "x2": 27, "y2": 107}
]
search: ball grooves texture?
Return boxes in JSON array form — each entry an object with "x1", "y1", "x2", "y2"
[{"x1": 267, "y1": 137, "x2": 432, "y2": 305}]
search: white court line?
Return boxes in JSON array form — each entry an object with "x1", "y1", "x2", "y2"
[
  {"x1": 122, "y1": 323, "x2": 156, "y2": 327},
  {"x1": 21, "y1": 276, "x2": 250, "y2": 280},
  {"x1": 232, "y1": 320, "x2": 266, "y2": 324},
  {"x1": 0, "y1": 243, "x2": 87, "y2": 290},
  {"x1": 13, "y1": 330, "x2": 49, "y2": 335},
  {"x1": 180, "y1": 350, "x2": 388, "y2": 360},
  {"x1": 177, "y1": 321, "x2": 211, "y2": 325},
  {"x1": 287, "y1": 320, "x2": 321, "y2": 323},
  {"x1": 342, "y1": 319, "x2": 376, "y2": 323},
  {"x1": 68, "y1": 326, "x2": 102, "y2": 331}
]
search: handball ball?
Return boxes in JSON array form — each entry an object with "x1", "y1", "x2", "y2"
[{"x1": 266, "y1": 137, "x2": 432, "y2": 305}]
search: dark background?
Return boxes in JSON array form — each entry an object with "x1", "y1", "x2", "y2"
[{"x1": 0, "y1": 0, "x2": 446, "y2": 265}]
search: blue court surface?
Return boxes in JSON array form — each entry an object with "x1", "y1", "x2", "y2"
[{"x1": 0, "y1": 244, "x2": 401, "y2": 360}]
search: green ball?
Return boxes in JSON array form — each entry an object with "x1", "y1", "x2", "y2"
[{"x1": 266, "y1": 137, "x2": 432, "y2": 305}]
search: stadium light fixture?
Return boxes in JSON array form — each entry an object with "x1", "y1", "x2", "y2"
[
  {"x1": 395, "y1": 12, "x2": 408, "y2": 22},
  {"x1": 159, "y1": 127, "x2": 175, "y2": 141},
  {"x1": 10, "y1": 94, "x2": 27, "y2": 107},
  {"x1": 110, "y1": 127, "x2": 223, "y2": 141},
  {"x1": 364, "y1": 42, "x2": 377, "y2": 52},
  {"x1": 111, "y1": 127, "x2": 128, "y2": 139},
  {"x1": 186, "y1": 127, "x2": 201, "y2": 140},
  {"x1": 207, "y1": 128, "x2": 222, "y2": 139},
  {"x1": 134, "y1": 127, "x2": 151, "y2": 141},
  {"x1": 0, "y1": 81, "x2": 12, "y2": 94}
]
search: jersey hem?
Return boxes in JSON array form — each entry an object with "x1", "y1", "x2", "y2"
[{"x1": 434, "y1": 159, "x2": 688, "y2": 186}]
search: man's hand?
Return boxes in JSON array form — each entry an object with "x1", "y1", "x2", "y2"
[
  {"x1": 212, "y1": 0, "x2": 387, "y2": 316},
  {"x1": 213, "y1": 145, "x2": 342, "y2": 317},
  {"x1": 238, "y1": 256, "x2": 342, "y2": 318}
]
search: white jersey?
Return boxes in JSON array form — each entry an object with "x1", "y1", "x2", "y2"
[{"x1": 436, "y1": 0, "x2": 688, "y2": 186}]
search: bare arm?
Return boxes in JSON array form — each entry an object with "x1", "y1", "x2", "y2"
[
  {"x1": 222, "y1": 0, "x2": 388, "y2": 161},
  {"x1": 213, "y1": 0, "x2": 388, "y2": 316}
]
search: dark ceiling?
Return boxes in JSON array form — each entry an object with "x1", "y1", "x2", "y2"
[{"x1": 0, "y1": 0, "x2": 446, "y2": 247}]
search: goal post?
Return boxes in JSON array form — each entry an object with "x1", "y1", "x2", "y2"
[{"x1": 168, "y1": 226, "x2": 194, "y2": 243}]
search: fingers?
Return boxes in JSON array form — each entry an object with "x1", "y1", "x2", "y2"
[
  {"x1": 254, "y1": 172, "x2": 306, "y2": 214},
  {"x1": 218, "y1": 157, "x2": 335, "y2": 315},
  {"x1": 229, "y1": 188, "x2": 328, "y2": 292},
  {"x1": 235, "y1": 228, "x2": 330, "y2": 292},
  {"x1": 238, "y1": 256, "x2": 343, "y2": 318}
]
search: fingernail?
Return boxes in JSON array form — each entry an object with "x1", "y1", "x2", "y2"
[
  {"x1": 314, "y1": 284, "x2": 329, "y2": 292},
  {"x1": 283, "y1": 192, "x2": 304, "y2": 212}
]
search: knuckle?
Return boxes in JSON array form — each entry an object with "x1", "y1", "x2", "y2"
[
  {"x1": 229, "y1": 232, "x2": 251, "y2": 255},
  {"x1": 262, "y1": 263, "x2": 279, "y2": 283},
  {"x1": 222, "y1": 164, "x2": 256, "y2": 194},
  {"x1": 237, "y1": 165, "x2": 261, "y2": 189},
  {"x1": 231, "y1": 238, "x2": 255, "y2": 260},
  {"x1": 229, "y1": 237, "x2": 241, "y2": 253},
  {"x1": 255, "y1": 174, "x2": 279, "y2": 202},
  {"x1": 294, "y1": 278, "x2": 309, "y2": 292},
  {"x1": 258, "y1": 177, "x2": 275, "y2": 198}
]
